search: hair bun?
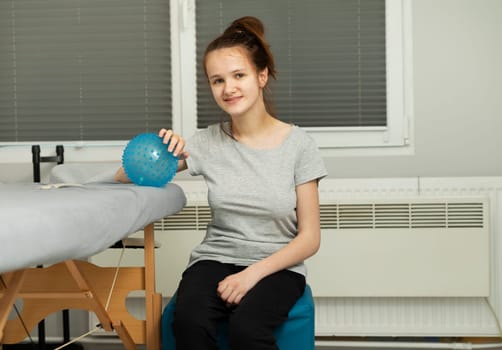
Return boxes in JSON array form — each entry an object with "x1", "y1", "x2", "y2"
[{"x1": 226, "y1": 16, "x2": 265, "y2": 37}]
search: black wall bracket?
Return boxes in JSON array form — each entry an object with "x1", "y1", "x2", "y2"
[{"x1": 31, "y1": 145, "x2": 64, "y2": 183}]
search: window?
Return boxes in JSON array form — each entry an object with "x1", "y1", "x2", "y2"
[
  {"x1": 177, "y1": 0, "x2": 412, "y2": 152},
  {"x1": 0, "y1": 0, "x2": 411, "y2": 162},
  {"x1": 0, "y1": 0, "x2": 171, "y2": 144}
]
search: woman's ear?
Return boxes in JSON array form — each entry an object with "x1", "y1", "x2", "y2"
[{"x1": 258, "y1": 67, "x2": 269, "y2": 88}]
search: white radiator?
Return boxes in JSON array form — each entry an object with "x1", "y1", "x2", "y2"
[
  {"x1": 309, "y1": 197, "x2": 489, "y2": 298},
  {"x1": 90, "y1": 177, "x2": 502, "y2": 337}
]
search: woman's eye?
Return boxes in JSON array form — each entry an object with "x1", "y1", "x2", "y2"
[
  {"x1": 235, "y1": 73, "x2": 244, "y2": 79},
  {"x1": 212, "y1": 78, "x2": 223, "y2": 85}
]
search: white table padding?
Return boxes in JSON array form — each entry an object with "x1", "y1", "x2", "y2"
[{"x1": 0, "y1": 181, "x2": 186, "y2": 274}]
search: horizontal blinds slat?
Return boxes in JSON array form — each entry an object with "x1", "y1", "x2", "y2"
[
  {"x1": 0, "y1": 0, "x2": 171, "y2": 142},
  {"x1": 196, "y1": 0, "x2": 386, "y2": 129}
]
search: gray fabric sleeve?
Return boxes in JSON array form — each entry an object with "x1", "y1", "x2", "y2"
[
  {"x1": 295, "y1": 132, "x2": 327, "y2": 185},
  {"x1": 185, "y1": 129, "x2": 207, "y2": 176}
]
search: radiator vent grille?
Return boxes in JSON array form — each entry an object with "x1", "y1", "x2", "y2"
[
  {"x1": 155, "y1": 205, "x2": 212, "y2": 231},
  {"x1": 155, "y1": 201, "x2": 485, "y2": 231}
]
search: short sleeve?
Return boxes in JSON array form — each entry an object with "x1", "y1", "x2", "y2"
[
  {"x1": 185, "y1": 129, "x2": 208, "y2": 176},
  {"x1": 294, "y1": 131, "x2": 328, "y2": 186}
]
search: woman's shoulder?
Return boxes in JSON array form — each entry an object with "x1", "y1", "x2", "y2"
[
  {"x1": 204, "y1": 123, "x2": 229, "y2": 141},
  {"x1": 188, "y1": 123, "x2": 229, "y2": 148},
  {"x1": 288, "y1": 124, "x2": 317, "y2": 146}
]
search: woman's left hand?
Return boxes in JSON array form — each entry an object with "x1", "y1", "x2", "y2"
[
  {"x1": 217, "y1": 267, "x2": 261, "y2": 306},
  {"x1": 158, "y1": 128, "x2": 189, "y2": 159}
]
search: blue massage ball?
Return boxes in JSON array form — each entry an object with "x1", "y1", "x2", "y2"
[{"x1": 122, "y1": 132, "x2": 178, "y2": 187}]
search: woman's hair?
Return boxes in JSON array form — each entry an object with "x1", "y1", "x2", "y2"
[
  {"x1": 204, "y1": 16, "x2": 277, "y2": 135},
  {"x1": 204, "y1": 16, "x2": 276, "y2": 81}
]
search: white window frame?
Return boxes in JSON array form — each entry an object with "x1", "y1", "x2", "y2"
[{"x1": 173, "y1": 0, "x2": 414, "y2": 157}]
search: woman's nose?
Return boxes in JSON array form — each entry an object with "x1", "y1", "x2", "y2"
[{"x1": 224, "y1": 82, "x2": 236, "y2": 95}]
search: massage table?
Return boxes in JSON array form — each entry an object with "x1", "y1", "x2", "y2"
[{"x1": 0, "y1": 164, "x2": 186, "y2": 349}]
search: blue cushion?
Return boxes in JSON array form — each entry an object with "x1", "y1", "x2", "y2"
[{"x1": 161, "y1": 284, "x2": 315, "y2": 350}]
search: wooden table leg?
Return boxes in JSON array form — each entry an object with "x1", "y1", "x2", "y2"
[
  {"x1": 64, "y1": 260, "x2": 113, "y2": 332},
  {"x1": 144, "y1": 223, "x2": 161, "y2": 350},
  {"x1": 1, "y1": 222, "x2": 162, "y2": 349},
  {"x1": 114, "y1": 321, "x2": 138, "y2": 350},
  {"x1": 0, "y1": 270, "x2": 26, "y2": 342}
]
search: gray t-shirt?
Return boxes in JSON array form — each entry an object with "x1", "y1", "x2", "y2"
[{"x1": 185, "y1": 123, "x2": 327, "y2": 276}]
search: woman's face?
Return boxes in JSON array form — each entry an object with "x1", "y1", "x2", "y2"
[{"x1": 205, "y1": 46, "x2": 268, "y2": 118}]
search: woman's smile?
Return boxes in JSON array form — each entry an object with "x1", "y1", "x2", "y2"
[{"x1": 223, "y1": 95, "x2": 243, "y2": 104}]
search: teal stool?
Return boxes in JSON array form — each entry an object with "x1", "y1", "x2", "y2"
[{"x1": 161, "y1": 284, "x2": 315, "y2": 350}]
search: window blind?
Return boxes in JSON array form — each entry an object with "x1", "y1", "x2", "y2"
[
  {"x1": 196, "y1": 0, "x2": 386, "y2": 129},
  {"x1": 0, "y1": 0, "x2": 171, "y2": 143}
]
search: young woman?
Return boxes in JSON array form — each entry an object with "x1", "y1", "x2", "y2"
[{"x1": 116, "y1": 16, "x2": 326, "y2": 350}]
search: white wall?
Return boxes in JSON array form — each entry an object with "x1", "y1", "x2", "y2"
[
  {"x1": 2, "y1": 0, "x2": 502, "y2": 347},
  {"x1": 326, "y1": 0, "x2": 502, "y2": 178}
]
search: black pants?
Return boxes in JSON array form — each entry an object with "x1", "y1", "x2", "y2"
[{"x1": 172, "y1": 260, "x2": 305, "y2": 350}]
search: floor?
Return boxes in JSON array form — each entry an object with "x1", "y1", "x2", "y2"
[{"x1": 4, "y1": 337, "x2": 502, "y2": 350}]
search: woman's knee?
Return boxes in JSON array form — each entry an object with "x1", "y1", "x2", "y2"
[
  {"x1": 173, "y1": 309, "x2": 219, "y2": 349},
  {"x1": 173, "y1": 307, "x2": 207, "y2": 332},
  {"x1": 227, "y1": 312, "x2": 277, "y2": 349}
]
